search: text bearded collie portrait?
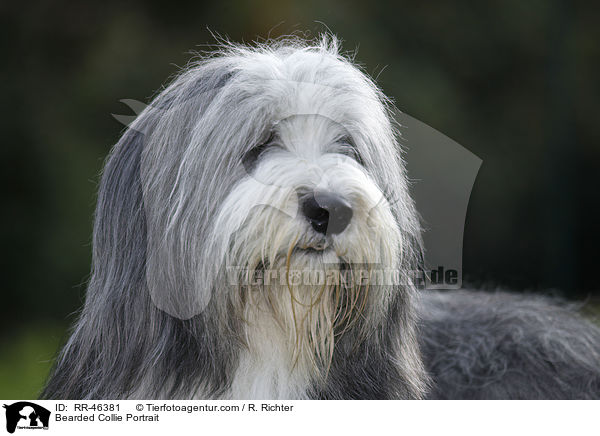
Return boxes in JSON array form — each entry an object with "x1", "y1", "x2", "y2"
[{"x1": 42, "y1": 35, "x2": 600, "y2": 400}]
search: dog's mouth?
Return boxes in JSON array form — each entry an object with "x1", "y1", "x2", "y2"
[
  {"x1": 293, "y1": 238, "x2": 332, "y2": 255},
  {"x1": 293, "y1": 246, "x2": 331, "y2": 255},
  {"x1": 291, "y1": 243, "x2": 344, "y2": 265}
]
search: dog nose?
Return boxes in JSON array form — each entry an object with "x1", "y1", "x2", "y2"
[{"x1": 301, "y1": 191, "x2": 353, "y2": 235}]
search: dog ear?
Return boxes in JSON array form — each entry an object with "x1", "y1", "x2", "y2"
[{"x1": 138, "y1": 66, "x2": 236, "y2": 320}]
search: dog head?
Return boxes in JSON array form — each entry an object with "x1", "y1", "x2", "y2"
[{"x1": 135, "y1": 37, "x2": 422, "y2": 327}]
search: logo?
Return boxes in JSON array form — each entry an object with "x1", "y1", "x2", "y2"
[{"x1": 3, "y1": 402, "x2": 50, "y2": 434}]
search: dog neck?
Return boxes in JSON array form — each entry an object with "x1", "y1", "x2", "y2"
[{"x1": 227, "y1": 280, "x2": 341, "y2": 399}]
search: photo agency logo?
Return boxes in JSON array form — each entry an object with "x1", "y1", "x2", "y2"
[
  {"x1": 112, "y1": 84, "x2": 481, "y2": 318},
  {"x1": 225, "y1": 264, "x2": 455, "y2": 289},
  {"x1": 3, "y1": 402, "x2": 50, "y2": 433}
]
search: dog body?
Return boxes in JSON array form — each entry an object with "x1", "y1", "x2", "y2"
[
  {"x1": 420, "y1": 291, "x2": 600, "y2": 399},
  {"x1": 42, "y1": 36, "x2": 600, "y2": 400}
]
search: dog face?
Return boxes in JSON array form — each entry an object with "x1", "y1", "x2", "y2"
[
  {"x1": 138, "y1": 40, "x2": 422, "y2": 334},
  {"x1": 218, "y1": 113, "x2": 400, "y2": 279}
]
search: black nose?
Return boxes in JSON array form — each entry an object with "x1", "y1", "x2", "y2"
[{"x1": 301, "y1": 191, "x2": 353, "y2": 235}]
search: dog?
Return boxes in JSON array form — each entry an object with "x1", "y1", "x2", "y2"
[{"x1": 42, "y1": 35, "x2": 600, "y2": 400}]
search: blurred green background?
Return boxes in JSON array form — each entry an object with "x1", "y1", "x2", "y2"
[{"x1": 1, "y1": 0, "x2": 599, "y2": 398}]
